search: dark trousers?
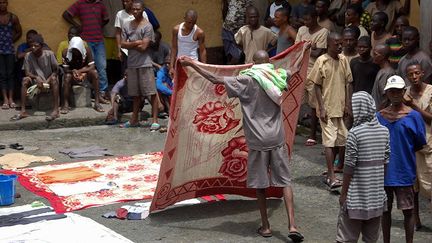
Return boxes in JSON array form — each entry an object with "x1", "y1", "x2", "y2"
[{"x1": 0, "y1": 54, "x2": 15, "y2": 91}]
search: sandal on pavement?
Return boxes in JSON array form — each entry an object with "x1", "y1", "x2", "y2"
[
  {"x1": 159, "y1": 127, "x2": 168, "y2": 133},
  {"x1": 150, "y1": 123, "x2": 161, "y2": 131},
  {"x1": 10, "y1": 113, "x2": 29, "y2": 121},
  {"x1": 141, "y1": 121, "x2": 152, "y2": 127},
  {"x1": 2, "y1": 103, "x2": 9, "y2": 110},
  {"x1": 9, "y1": 143, "x2": 24, "y2": 150},
  {"x1": 45, "y1": 114, "x2": 59, "y2": 122},
  {"x1": 93, "y1": 103, "x2": 105, "y2": 112},
  {"x1": 323, "y1": 177, "x2": 342, "y2": 190},
  {"x1": 288, "y1": 231, "x2": 304, "y2": 242},
  {"x1": 305, "y1": 138, "x2": 317, "y2": 146},
  {"x1": 256, "y1": 227, "x2": 272, "y2": 238},
  {"x1": 9, "y1": 102, "x2": 16, "y2": 109},
  {"x1": 119, "y1": 121, "x2": 141, "y2": 128}
]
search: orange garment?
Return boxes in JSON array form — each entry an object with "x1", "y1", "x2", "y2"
[{"x1": 37, "y1": 166, "x2": 102, "y2": 184}]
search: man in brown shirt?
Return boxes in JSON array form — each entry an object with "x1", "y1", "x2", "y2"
[{"x1": 310, "y1": 32, "x2": 353, "y2": 190}]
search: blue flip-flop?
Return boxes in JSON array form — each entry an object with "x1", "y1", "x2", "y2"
[
  {"x1": 119, "y1": 121, "x2": 140, "y2": 128},
  {"x1": 150, "y1": 123, "x2": 161, "y2": 131}
]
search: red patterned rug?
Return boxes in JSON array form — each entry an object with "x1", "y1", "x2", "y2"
[{"x1": 1, "y1": 153, "x2": 163, "y2": 213}]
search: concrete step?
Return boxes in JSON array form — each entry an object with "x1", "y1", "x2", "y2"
[{"x1": 0, "y1": 103, "x2": 160, "y2": 131}]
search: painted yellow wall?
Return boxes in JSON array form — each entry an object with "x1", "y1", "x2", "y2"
[
  {"x1": 8, "y1": 0, "x2": 421, "y2": 51},
  {"x1": 9, "y1": 0, "x2": 223, "y2": 50}
]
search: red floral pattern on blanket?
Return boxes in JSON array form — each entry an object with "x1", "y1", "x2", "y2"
[
  {"x1": 214, "y1": 84, "x2": 226, "y2": 95},
  {"x1": 219, "y1": 136, "x2": 249, "y2": 182},
  {"x1": 3, "y1": 153, "x2": 163, "y2": 213},
  {"x1": 193, "y1": 101, "x2": 240, "y2": 134}
]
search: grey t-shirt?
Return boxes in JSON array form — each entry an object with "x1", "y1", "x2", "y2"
[
  {"x1": 24, "y1": 50, "x2": 58, "y2": 80},
  {"x1": 224, "y1": 75, "x2": 285, "y2": 151},
  {"x1": 122, "y1": 20, "x2": 154, "y2": 68}
]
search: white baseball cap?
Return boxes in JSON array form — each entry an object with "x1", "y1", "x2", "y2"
[{"x1": 384, "y1": 75, "x2": 406, "y2": 91}]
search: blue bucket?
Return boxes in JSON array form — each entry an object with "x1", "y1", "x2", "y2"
[{"x1": 0, "y1": 174, "x2": 18, "y2": 206}]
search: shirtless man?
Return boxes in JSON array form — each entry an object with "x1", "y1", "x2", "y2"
[{"x1": 169, "y1": 9, "x2": 206, "y2": 78}]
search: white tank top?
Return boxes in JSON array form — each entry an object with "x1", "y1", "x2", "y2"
[{"x1": 177, "y1": 22, "x2": 199, "y2": 60}]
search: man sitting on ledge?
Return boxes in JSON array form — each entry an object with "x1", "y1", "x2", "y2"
[
  {"x1": 61, "y1": 36, "x2": 107, "y2": 113},
  {"x1": 10, "y1": 34, "x2": 60, "y2": 121}
]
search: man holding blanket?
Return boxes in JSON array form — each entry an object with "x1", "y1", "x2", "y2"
[{"x1": 180, "y1": 50, "x2": 304, "y2": 242}]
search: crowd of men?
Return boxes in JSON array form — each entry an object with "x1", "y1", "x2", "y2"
[{"x1": 1, "y1": 0, "x2": 432, "y2": 242}]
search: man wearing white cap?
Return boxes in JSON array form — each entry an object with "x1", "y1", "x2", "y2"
[{"x1": 376, "y1": 75, "x2": 426, "y2": 243}]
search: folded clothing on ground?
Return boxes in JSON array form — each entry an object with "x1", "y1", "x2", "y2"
[
  {"x1": 59, "y1": 146, "x2": 113, "y2": 158},
  {"x1": 0, "y1": 204, "x2": 133, "y2": 243},
  {"x1": 0, "y1": 153, "x2": 54, "y2": 169},
  {"x1": 37, "y1": 166, "x2": 102, "y2": 184}
]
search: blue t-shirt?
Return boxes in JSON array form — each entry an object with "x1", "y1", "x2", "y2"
[
  {"x1": 377, "y1": 110, "x2": 426, "y2": 186},
  {"x1": 155, "y1": 66, "x2": 173, "y2": 96}
]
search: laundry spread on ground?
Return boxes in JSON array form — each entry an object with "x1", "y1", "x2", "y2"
[
  {"x1": 1, "y1": 152, "x2": 163, "y2": 213},
  {"x1": 0, "y1": 205, "x2": 133, "y2": 243},
  {"x1": 150, "y1": 42, "x2": 309, "y2": 212},
  {"x1": 0, "y1": 153, "x2": 55, "y2": 169},
  {"x1": 59, "y1": 146, "x2": 113, "y2": 158},
  {"x1": 37, "y1": 166, "x2": 103, "y2": 184}
]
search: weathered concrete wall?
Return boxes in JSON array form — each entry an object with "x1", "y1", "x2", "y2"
[
  {"x1": 9, "y1": 0, "x2": 224, "y2": 50},
  {"x1": 419, "y1": 0, "x2": 431, "y2": 54}
]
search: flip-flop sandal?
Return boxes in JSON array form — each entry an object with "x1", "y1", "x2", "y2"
[
  {"x1": 9, "y1": 143, "x2": 24, "y2": 150},
  {"x1": 45, "y1": 114, "x2": 59, "y2": 121},
  {"x1": 10, "y1": 114, "x2": 29, "y2": 121},
  {"x1": 305, "y1": 138, "x2": 317, "y2": 146},
  {"x1": 9, "y1": 103, "x2": 17, "y2": 109},
  {"x1": 0, "y1": 145, "x2": 5, "y2": 150},
  {"x1": 323, "y1": 177, "x2": 342, "y2": 190},
  {"x1": 141, "y1": 121, "x2": 152, "y2": 127},
  {"x1": 2, "y1": 103, "x2": 9, "y2": 110},
  {"x1": 159, "y1": 127, "x2": 168, "y2": 133},
  {"x1": 256, "y1": 227, "x2": 272, "y2": 238},
  {"x1": 150, "y1": 123, "x2": 161, "y2": 131},
  {"x1": 119, "y1": 121, "x2": 141, "y2": 128},
  {"x1": 288, "y1": 231, "x2": 304, "y2": 242}
]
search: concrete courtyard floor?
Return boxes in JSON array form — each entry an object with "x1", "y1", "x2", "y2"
[{"x1": 1, "y1": 124, "x2": 431, "y2": 242}]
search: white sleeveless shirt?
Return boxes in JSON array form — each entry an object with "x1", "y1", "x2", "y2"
[{"x1": 177, "y1": 22, "x2": 199, "y2": 60}]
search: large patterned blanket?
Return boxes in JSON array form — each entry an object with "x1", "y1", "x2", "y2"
[{"x1": 150, "y1": 42, "x2": 309, "y2": 212}]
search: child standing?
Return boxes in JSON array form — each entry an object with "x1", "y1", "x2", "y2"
[
  {"x1": 310, "y1": 32, "x2": 353, "y2": 189},
  {"x1": 337, "y1": 91, "x2": 389, "y2": 243}
]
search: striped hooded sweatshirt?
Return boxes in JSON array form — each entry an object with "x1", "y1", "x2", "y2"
[{"x1": 344, "y1": 91, "x2": 390, "y2": 220}]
